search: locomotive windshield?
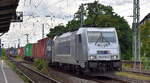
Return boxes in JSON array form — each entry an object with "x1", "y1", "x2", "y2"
[{"x1": 87, "y1": 31, "x2": 116, "y2": 43}]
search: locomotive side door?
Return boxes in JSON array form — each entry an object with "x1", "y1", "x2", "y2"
[{"x1": 75, "y1": 34, "x2": 87, "y2": 63}]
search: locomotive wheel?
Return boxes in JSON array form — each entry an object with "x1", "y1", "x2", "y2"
[{"x1": 75, "y1": 66, "x2": 82, "y2": 75}]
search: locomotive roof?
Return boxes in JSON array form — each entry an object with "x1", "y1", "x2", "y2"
[
  {"x1": 59, "y1": 32, "x2": 72, "y2": 38},
  {"x1": 57, "y1": 27, "x2": 116, "y2": 38},
  {"x1": 77, "y1": 27, "x2": 116, "y2": 34}
]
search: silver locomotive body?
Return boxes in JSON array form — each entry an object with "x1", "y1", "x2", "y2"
[{"x1": 52, "y1": 27, "x2": 121, "y2": 74}]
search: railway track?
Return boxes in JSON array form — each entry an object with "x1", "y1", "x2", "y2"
[
  {"x1": 16, "y1": 62, "x2": 60, "y2": 83},
  {"x1": 93, "y1": 76, "x2": 127, "y2": 83},
  {"x1": 94, "y1": 73, "x2": 150, "y2": 83},
  {"x1": 8, "y1": 56, "x2": 61, "y2": 83},
  {"x1": 8, "y1": 57, "x2": 150, "y2": 83},
  {"x1": 123, "y1": 68, "x2": 150, "y2": 76},
  {"x1": 51, "y1": 66, "x2": 128, "y2": 83},
  {"x1": 122, "y1": 60, "x2": 150, "y2": 76},
  {"x1": 48, "y1": 61, "x2": 150, "y2": 83}
]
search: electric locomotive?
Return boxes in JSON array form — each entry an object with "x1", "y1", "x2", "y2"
[{"x1": 52, "y1": 27, "x2": 121, "y2": 75}]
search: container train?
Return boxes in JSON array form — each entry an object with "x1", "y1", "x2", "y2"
[
  {"x1": 6, "y1": 47, "x2": 18, "y2": 57},
  {"x1": 6, "y1": 27, "x2": 121, "y2": 75}
]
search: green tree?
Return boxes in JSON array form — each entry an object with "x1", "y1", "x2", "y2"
[
  {"x1": 47, "y1": 24, "x2": 66, "y2": 38},
  {"x1": 66, "y1": 20, "x2": 80, "y2": 32},
  {"x1": 47, "y1": 1, "x2": 132, "y2": 60},
  {"x1": 141, "y1": 21, "x2": 150, "y2": 57},
  {"x1": 84, "y1": 2, "x2": 132, "y2": 60}
]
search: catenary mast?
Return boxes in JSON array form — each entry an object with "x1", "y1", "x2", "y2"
[{"x1": 132, "y1": 0, "x2": 140, "y2": 69}]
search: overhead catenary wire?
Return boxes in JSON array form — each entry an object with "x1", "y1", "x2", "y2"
[{"x1": 3, "y1": 0, "x2": 150, "y2": 48}]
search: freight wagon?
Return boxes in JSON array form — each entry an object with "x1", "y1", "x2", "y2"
[
  {"x1": 36, "y1": 38, "x2": 49, "y2": 58},
  {"x1": 32, "y1": 43, "x2": 38, "y2": 58},
  {"x1": 23, "y1": 38, "x2": 52, "y2": 61},
  {"x1": 24, "y1": 44, "x2": 33, "y2": 61},
  {"x1": 6, "y1": 47, "x2": 18, "y2": 57},
  {"x1": 18, "y1": 47, "x2": 24, "y2": 56}
]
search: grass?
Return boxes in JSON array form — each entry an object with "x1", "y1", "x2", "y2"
[
  {"x1": 14, "y1": 56, "x2": 24, "y2": 62},
  {"x1": 34, "y1": 59, "x2": 49, "y2": 73},
  {"x1": 116, "y1": 72, "x2": 150, "y2": 80},
  {"x1": 122, "y1": 63, "x2": 133, "y2": 69},
  {"x1": 31, "y1": 59, "x2": 63, "y2": 82}
]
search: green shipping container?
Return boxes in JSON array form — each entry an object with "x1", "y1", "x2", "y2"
[{"x1": 25, "y1": 44, "x2": 33, "y2": 57}]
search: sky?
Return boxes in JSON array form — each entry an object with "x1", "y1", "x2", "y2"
[{"x1": 1, "y1": 0, "x2": 150, "y2": 48}]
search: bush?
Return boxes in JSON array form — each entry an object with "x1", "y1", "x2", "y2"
[
  {"x1": 34, "y1": 59, "x2": 48, "y2": 71},
  {"x1": 141, "y1": 56, "x2": 150, "y2": 70},
  {"x1": 121, "y1": 54, "x2": 133, "y2": 60},
  {"x1": 1, "y1": 48, "x2": 8, "y2": 60}
]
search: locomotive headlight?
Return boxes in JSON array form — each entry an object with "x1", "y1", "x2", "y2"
[
  {"x1": 114, "y1": 56, "x2": 117, "y2": 59},
  {"x1": 111, "y1": 55, "x2": 117, "y2": 59},
  {"x1": 89, "y1": 55, "x2": 96, "y2": 60}
]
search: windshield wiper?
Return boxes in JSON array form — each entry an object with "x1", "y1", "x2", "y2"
[
  {"x1": 102, "y1": 36, "x2": 110, "y2": 45},
  {"x1": 95, "y1": 32, "x2": 110, "y2": 45},
  {"x1": 95, "y1": 32, "x2": 102, "y2": 45}
]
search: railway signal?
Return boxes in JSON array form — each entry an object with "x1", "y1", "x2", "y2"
[{"x1": 11, "y1": 12, "x2": 23, "y2": 22}]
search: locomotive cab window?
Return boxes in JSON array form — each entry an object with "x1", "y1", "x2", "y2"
[{"x1": 87, "y1": 31, "x2": 116, "y2": 43}]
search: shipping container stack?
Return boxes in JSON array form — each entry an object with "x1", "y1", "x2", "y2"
[
  {"x1": 37, "y1": 38, "x2": 49, "y2": 59},
  {"x1": 24, "y1": 44, "x2": 33, "y2": 61},
  {"x1": 18, "y1": 47, "x2": 24, "y2": 56},
  {"x1": 32, "y1": 43, "x2": 38, "y2": 58},
  {"x1": 13, "y1": 37, "x2": 53, "y2": 62},
  {"x1": 6, "y1": 48, "x2": 18, "y2": 57}
]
